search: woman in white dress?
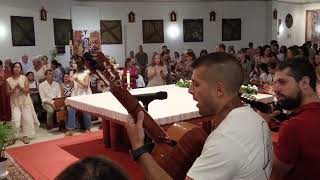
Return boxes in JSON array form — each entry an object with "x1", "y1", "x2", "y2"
[
  {"x1": 6, "y1": 62, "x2": 40, "y2": 144},
  {"x1": 65, "y1": 58, "x2": 92, "y2": 136}
]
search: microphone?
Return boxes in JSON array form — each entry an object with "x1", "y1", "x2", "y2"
[{"x1": 134, "y1": 91, "x2": 168, "y2": 111}]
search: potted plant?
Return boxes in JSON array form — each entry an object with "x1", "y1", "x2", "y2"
[
  {"x1": 49, "y1": 48, "x2": 58, "y2": 61},
  {"x1": 0, "y1": 122, "x2": 15, "y2": 177}
]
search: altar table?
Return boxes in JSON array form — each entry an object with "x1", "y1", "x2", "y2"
[{"x1": 65, "y1": 85, "x2": 274, "y2": 148}]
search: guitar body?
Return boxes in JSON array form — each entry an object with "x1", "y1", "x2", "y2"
[{"x1": 152, "y1": 122, "x2": 208, "y2": 180}]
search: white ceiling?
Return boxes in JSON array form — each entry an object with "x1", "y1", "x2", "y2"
[{"x1": 76, "y1": 0, "x2": 320, "y2": 3}]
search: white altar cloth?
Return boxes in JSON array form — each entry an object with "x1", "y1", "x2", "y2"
[{"x1": 65, "y1": 85, "x2": 274, "y2": 125}]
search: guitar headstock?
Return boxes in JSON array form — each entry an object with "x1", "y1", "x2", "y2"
[
  {"x1": 82, "y1": 52, "x2": 106, "y2": 73},
  {"x1": 82, "y1": 51, "x2": 123, "y2": 89}
]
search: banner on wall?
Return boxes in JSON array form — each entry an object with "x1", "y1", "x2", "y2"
[{"x1": 72, "y1": 30, "x2": 101, "y2": 56}]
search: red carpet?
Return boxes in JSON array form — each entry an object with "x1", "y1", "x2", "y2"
[{"x1": 6, "y1": 131, "x2": 144, "y2": 180}]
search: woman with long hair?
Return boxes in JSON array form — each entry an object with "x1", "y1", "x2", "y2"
[
  {"x1": 260, "y1": 45, "x2": 273, "y2": 64},
  {"x1": 6, "y1": 62, "x2": 40, "y2": 144},
  {"x1": 66, "y1": 58, "x2": 92, "y2": 136},
  {"x1": 146, "y1": 53, "x2": 168, "y2": 87}
]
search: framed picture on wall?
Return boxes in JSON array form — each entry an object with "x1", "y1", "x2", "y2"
[
  {"x1": 53, "y1": 18, "x2": 72, "y2": 45},
  {"x1": 100, "y1": 20, "x2": 122, "y2": 44},
  {"x1": 142, "y1": 20, "x2": 164, "y2": 43},
  {"x1": 183, "y1": 19, "x2": 203, "y2": 42},
  {"x1": 306, "y1": 10, "x2": 320, "y2": 43},
  {"x1": 10, "y1": 16, "x2": 35, "y2": 46},
  {"x1": 222, "y1": 18, "x2": 241, "y2": 41}
]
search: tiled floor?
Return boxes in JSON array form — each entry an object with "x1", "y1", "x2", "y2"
[{"x1": 7, "y1": 120, "x2": 102, "y2": 149}]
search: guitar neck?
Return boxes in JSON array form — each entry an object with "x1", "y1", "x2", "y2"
[
  {"x1": 84, "y1": 53, "x2": 170, "y2": 144},
  {"x1": 110, "y1": 85, "x2": 169, "y2": 143},
  {"x1": 239, "y1": 95, "x2": 272, "y2": 113}
]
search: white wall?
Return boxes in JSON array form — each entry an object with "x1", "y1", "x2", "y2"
[
  {"x1": 272, "y1": 1, "x2": 304, "y2": 47},
  {"x1": 0, "y1": 0, "x2": 271, "y2": 67},
  {"x1": 273, "y1": 2, "x2": 320, "y2": 47},
  {"x1": 79, "y1": 1, "x2": 270, "y2": 66},
  {"x1": 0, "y1": 0, "x2": 77, "y2": 66}
]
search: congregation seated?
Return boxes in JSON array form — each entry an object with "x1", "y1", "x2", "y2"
[{"x1": 39, "y1": 69, "x2": 62, "y2": 129}]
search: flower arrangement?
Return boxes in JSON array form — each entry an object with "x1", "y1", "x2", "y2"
[
  {"x1": 175, "y1": 79, "x2": 192, "y2": 88},
  {"x1": 239, "y1": 84, "x2": 258, "y2": 95}
]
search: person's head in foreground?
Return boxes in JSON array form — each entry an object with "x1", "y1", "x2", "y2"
[{"x1": 55, "y1": 156, "x2": 128, "y2": 180}]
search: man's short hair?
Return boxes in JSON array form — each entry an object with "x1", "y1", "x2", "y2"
[
  {"x1": 273, "y1": 43, "x2": 279, "y2": 48},
  {"x1": 56, "y1": 156, "x2": 128, "y2": 180},
  {"x1": 248, "y1": 42, "x2": 253, "y2": 48},
  {"x1": 271, "y1": 40, "x2": 278, "y2": 46},
  {"x1": 45, "y1": 69, "x2": 52, "y2": 76},
  {"x1": 277, "y1": 57, "x2": 316, "y2": 91},
  {"x1": 192, "y1": 52, "x2": 244, "y2": 95}
]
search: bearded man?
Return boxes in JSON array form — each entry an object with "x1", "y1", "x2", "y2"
[{"x1": 268, "y1": 58, "x2": 320, "y2": 180}]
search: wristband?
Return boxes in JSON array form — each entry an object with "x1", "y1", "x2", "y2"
[{"x1": 129, "y1": 142, "x2": 155, "y2": 161}]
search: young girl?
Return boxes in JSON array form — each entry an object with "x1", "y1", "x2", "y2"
[
  {"x1": 136, "y1": 66, "x2": 145, "y2": 88},
  {"x1": 26, "y1": 71, "x2": 41, "y2": 117},
  {"x1": 61, "y1": 73, "x2": 73, "y2": 97}
]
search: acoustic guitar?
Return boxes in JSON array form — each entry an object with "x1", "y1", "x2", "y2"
[
  {"x1": 239, "y1": 94, "x2": 288, "y2": 132},
  {"x1": 82, "y1": 51, "x2": 208, "y2": 180}
]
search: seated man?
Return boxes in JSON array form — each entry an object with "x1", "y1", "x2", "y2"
[
  {"x1": 39, "y1": 69, "x2": 62, "y2": 129},
  {"x1": 265, "y1": 58, "x2": 320, "y2": 179},
  {"x1": 125, "y1": 53, "x2": 273, "y2": 180}
]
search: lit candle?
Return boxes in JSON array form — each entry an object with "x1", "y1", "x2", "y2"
[{"x1": 126, "y1": 70, "x2": 130, "y2": 87}]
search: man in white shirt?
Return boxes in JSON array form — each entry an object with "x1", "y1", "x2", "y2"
[
  {"x1": 20, "y1": 54, "x2": 32, "y2": 74},
  {"x1": 39, "y1": 69, "x2": 62, "y2": 129},
  {"x1": 125, "y1": 53, "x2": 273, "y2": 180}
]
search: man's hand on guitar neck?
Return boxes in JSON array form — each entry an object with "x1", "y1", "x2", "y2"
[
  {"x1": 125, "y1": 111, "x2": 173, "y2": 180},
  {"x1": 125, "y1": 111, "x2": 145, "y2": 150}
]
